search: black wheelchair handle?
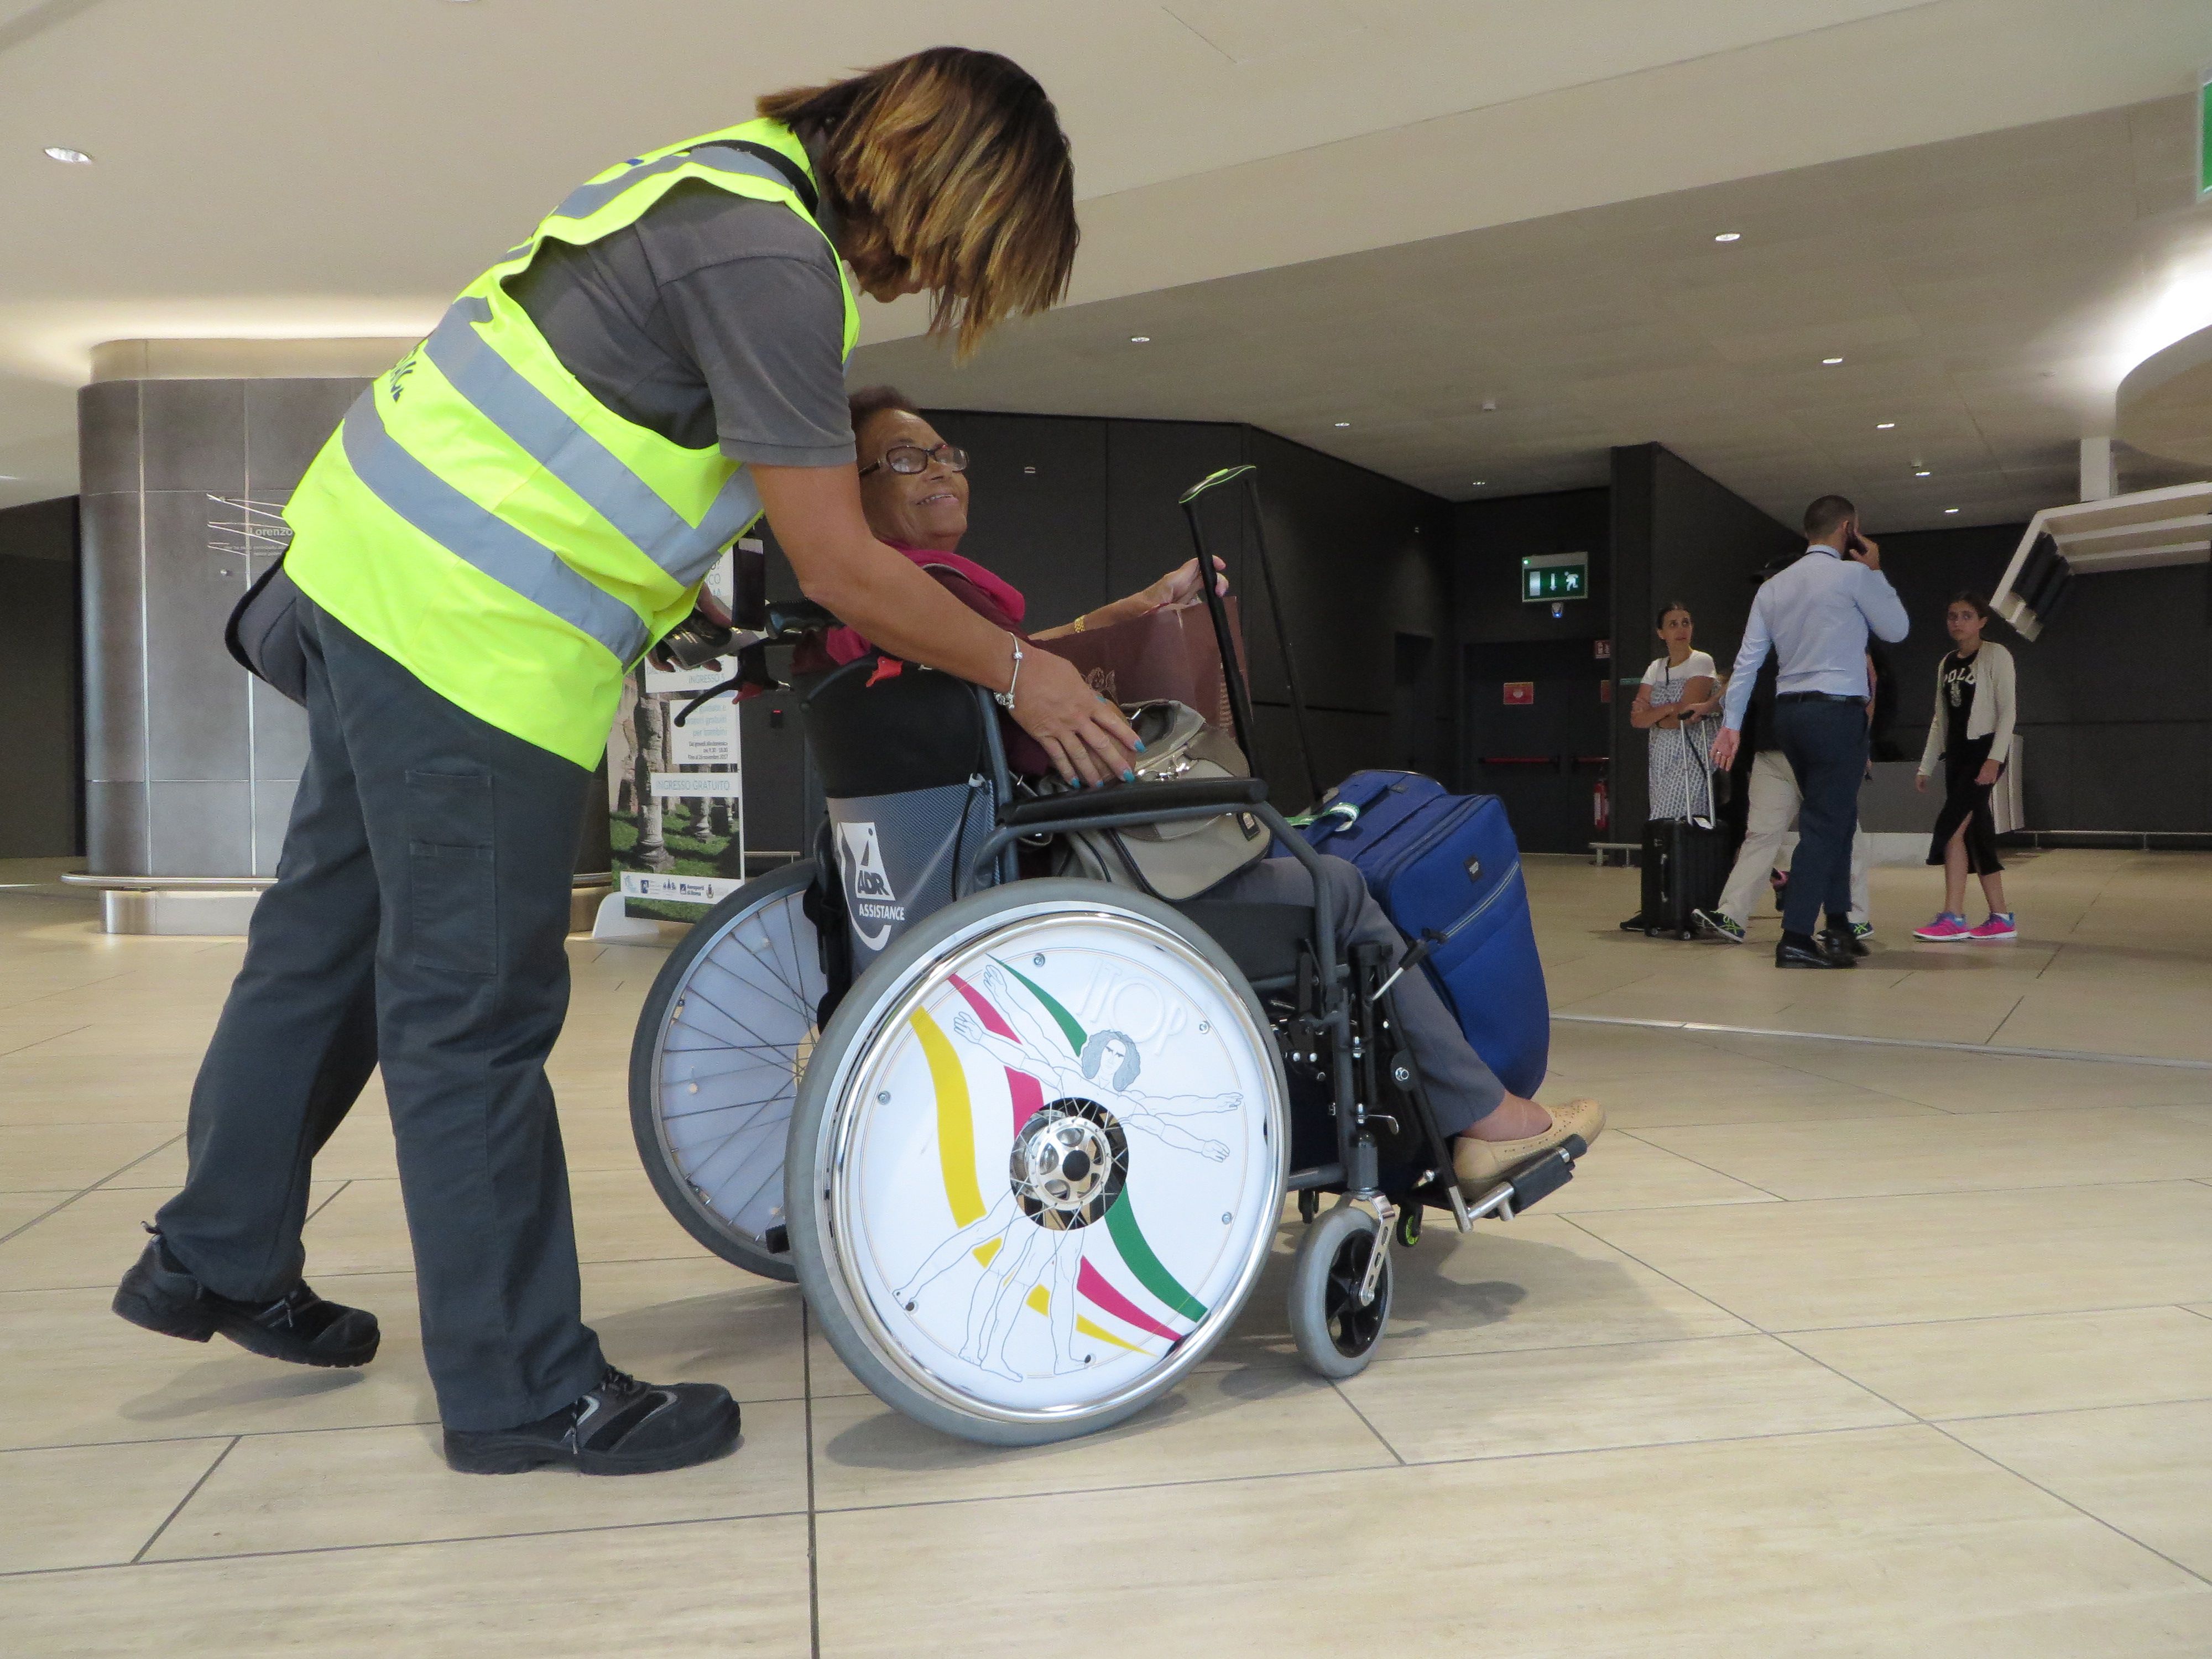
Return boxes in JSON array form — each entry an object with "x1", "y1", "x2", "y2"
[{"x1": 998, "y1": 775, "x2": 1266, "y2": 829}]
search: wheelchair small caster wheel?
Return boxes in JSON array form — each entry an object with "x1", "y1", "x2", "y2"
[
  {"x1": 1288, "y1": 1204, "x2": 1391, "y2": 1379},
  {"x1": 1396, "y1": 1206, "x2": 1421, "y2": 1249},
  {"x1": 1298, "y1": 1190, "x2": 1320, "y2": 1225}
]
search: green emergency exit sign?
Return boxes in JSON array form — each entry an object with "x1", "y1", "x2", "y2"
[
  {"x1": 2201, "y1": 65, "x2": 2212, "y2": 199},
  {"x1": 1522, "y1": 551, "x2": 1589, "y2": 602}
]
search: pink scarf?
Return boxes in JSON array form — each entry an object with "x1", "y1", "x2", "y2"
[{"x1": 816, "y1": 542, "x2": 1027, "y2": 666}]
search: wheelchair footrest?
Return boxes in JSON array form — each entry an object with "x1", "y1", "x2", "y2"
[{"x1": 1452, "y1": 1134, "x2": 1587, "y2": 1227}]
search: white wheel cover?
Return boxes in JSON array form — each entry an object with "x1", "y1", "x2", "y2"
[{"x1": 828, "y1": 909, "x2": 1280, "y2": 1418}]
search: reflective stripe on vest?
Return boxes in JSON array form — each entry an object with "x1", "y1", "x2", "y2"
[
  {"x1": 551, "y1": 144, "x2": 807, "y2": 226},
  {"x1": 421, "y1": 297, "x2": 763, "y2": 588},
  {"x1": 338, "y1": 382, "x2": 651, "y2": 665}
]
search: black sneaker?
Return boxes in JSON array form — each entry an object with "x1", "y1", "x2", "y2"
[
  {"x1": 113, "y1": 1232, "x2": 379, "y2": 1368},
  {"x1": 1776, "y1": 932, "x2": 1853, "y2": 969},
  {"x1": 444, "y1": 1367, "x2": 741, "y2": 1476},
  {"x1": 1821, "y1": 925, "x2": 1870, "y2": 959}
]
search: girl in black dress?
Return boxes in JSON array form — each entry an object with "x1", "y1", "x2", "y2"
[{"x1": 1912, "y1": 593, "x2": 2018, "y2": 941}]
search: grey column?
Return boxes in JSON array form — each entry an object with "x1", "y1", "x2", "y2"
[{"x1": 80, "y1": 370, "x2": 369, "y2": 877}]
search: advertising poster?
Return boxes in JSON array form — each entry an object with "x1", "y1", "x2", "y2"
[{"x1": 608, "y1": 541, "x2": 755, "y2": 922}]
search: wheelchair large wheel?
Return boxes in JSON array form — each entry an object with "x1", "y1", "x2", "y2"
[
  {"x1": 787, "y1": 879, "x2": 1288, "y2": 1446},
  {"x1": 629, "y1": 862, "x2": 823, "y2": 1282}
]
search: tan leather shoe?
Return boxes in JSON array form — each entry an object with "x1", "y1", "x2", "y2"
[{"x1": 1453, "y1": 1098, "x2": 1606, "y2": 1192}]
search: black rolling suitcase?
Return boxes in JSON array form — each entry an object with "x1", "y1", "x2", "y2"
[{"x1": 1639, "y1": 739, "x2": 1728, "y2": 940}]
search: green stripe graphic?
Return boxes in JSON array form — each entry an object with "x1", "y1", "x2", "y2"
[
  {"x1": 1104, "y1": 1196, "x2": 1209, "y2": 1323},
  {"x1": 993, "y1": 958, "x2": 1089, "y2": 1054}
]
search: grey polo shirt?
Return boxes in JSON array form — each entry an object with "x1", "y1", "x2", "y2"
[{"x1": 506, "y1": 178, "x2": 854, "y2": 469}]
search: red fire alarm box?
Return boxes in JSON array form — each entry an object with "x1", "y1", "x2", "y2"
[{"x1": 1503, "y1": 681, "x2": 1535, "y2": 706}]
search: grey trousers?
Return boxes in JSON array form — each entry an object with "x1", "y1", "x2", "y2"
[
  {"x1": 154, "y1": 598, "x2": 605, "y2": 1431},
  {"x1": 1206, "y1": 854, "x2": 1507, "y2": 1135}
]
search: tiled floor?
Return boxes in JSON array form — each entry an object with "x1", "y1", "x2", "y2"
[{"x1": 3, "y1": 850, "x2": 2211, "y2": 1655}]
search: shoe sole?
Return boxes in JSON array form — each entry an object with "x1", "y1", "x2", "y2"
[
  {"x1": 112, "y1": 1287, "x2": 378, "y2": 1369},
  {"x1": 1968, "y1": 933, "x2": 2017, "y2": 943},
  {"x1": 1913, "y1": 934, "x2": 1971, "y2": 943},
  {"x1": 445, "y1": 1402, "x2": 742, "y2": 1477}
]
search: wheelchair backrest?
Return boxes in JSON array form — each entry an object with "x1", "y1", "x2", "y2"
[{"x1": 801, "y1": 653, "x2": 1009, "y2": 969}]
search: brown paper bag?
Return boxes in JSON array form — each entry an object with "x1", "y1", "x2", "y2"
[{"x1": 1033, "y1": 598, "x2": 1249, "y2": 735}]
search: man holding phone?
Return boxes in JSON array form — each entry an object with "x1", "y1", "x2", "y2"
[{"x1": 1710, "y1": 496, "x2": 1908, "y2": 968}]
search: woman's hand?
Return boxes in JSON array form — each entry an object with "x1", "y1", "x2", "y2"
[
  {"x1": 1914, "y1": 773, "x2": 1929, "y2": 793},
  {"x1": 1144, "y1": 556, "x2": 1229, "y2": 609},
  {"x1": 1013, "y1": 649, "x2": 1141, "y2": 787},
  {"x1": 1975, "y1": 759, "x2": 2001, "y2": 786}
]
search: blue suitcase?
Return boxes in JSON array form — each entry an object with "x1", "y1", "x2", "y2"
[{"x1": 1297, "y1": 770, "x2": 1551, "y2": 1098}]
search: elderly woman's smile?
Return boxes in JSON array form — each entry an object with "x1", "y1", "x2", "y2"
[{"x1": 857, "y1": 407, "x2": 971, "y2": 552}]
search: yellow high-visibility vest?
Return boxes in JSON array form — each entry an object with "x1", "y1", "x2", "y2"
[{"x1": 284, "y1": 118, "x2": 859, "y2": 766}]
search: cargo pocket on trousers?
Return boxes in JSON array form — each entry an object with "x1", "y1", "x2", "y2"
[{"x1": 406, "y1": 769, "x2": 497, "y2": 977}]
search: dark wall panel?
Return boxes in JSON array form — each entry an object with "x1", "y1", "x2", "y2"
[
  {"x1": 922, "y1": 411, "x2": 1109, "y2": 633},
  {"x1": 1104, "y1": 420, "x2": 1248, "y2": 603},
  {"x1": 1455, "y1": 487, "x2": 1611, "y2": 647},
  {"x1": 0, "y1": 497, "x2": 82, "y2": 857}
]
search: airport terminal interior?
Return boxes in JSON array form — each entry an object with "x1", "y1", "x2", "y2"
[{"x1": 4, "y1": 3, "x2": 2212, "y2": 1654}]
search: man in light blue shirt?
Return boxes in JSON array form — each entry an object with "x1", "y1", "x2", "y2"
[{"x1": 1711, "y1": 495, "x2": 1907, "y2": 967}]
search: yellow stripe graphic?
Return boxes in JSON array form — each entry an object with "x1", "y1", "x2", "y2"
[{"x1": 911, "y1": 1008, "x2": 984, "y2": 1228}]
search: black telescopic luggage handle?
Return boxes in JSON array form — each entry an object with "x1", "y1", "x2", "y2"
[{"x1": 1178, "y1": 465, "x2": 1323, "y2": 806}]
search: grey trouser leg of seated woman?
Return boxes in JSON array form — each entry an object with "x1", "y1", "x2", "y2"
[{"x1": 1202, "y1": 854, "x2": 1506, "y2": 1135}]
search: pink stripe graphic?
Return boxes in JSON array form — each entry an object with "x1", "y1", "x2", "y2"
[
  {"x1": 946, "y1": 972, "x2": 1018, "y2": 1040},
  {"x1": 1078, "y1": 1260, "x2": 1184, "y2": 1345},
  {"x1": 1006, "y1": 1067, "x2": 1044, "y2": 1133}
]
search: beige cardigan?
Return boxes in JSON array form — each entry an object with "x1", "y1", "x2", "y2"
[{"x1": 1918, "y1": 639, "x2": 2017, "y2": 778}]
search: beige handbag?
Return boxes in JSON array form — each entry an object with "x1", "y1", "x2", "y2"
[{"x1": 1045, "y1": 701, "x2": 1270, "y2": 901}]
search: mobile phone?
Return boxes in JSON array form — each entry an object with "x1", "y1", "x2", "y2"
[{"x1": 1843, "y1": 527, "x2": 1868, "y2": 558}]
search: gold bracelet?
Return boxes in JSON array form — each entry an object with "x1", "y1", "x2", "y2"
[{"x1": 1070, "y1": 614, "x2": 1087, "y2": 633}]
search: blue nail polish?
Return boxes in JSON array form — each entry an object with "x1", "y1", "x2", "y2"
[
  {"x1": 1134, "y1": 738, "x2": 1146, "y2": 751},
  {"x1": 1122, "y1": 769, "x2": 1135, "y2": 782}
]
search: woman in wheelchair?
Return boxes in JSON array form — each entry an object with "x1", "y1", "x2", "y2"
[{"x1": 835, "y1": 384, "x2": 1605, "y2": 1193}]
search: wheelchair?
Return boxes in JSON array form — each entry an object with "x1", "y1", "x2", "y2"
[{"x1": 632, "y1": 581, "x2": 1583, "y2": 1451}]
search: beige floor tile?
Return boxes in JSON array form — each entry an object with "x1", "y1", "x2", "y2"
[
  {"x1": 0, "y1": 1514, "x2": 812, "y2": 1658},
  {"x1": 0, "y1": 1277, "x2": 439, "y2": 1451},
  {"x1": 0, "y1": 1184, "x2": 328, "y2": 1293},
  {"x1": 811, "y1": 1353, "x2": 1391, "y2": 1512},
  {"x1": 1574, "y1": 1181, "x2": 2212, "y2": 1331},
  {"x1": 1791, "y1": 1307, "x2": 2212, "y2": 1420},
  {"x1": 1949, "y1": 1400, "x2": 2212, "y2": 1579},
  {"x1": 0, "y1": 1437, "x2": 229, "y2": 1572},
  {"x1": 1194, "y1": 1214, "x2": 1754, "y2": 1374},
  {"x1": 814, "y1": 1426, "x2": 2212, "y2": 1657},
  {"x1": 0, "y1": 1123, "x2": 181, "y2": 1192},
  {"x1": 1695, "y1": 1034, "x2": 2212, "y2": 1113},
  {"x1": 1637, "y1": 1107, "x2": 2212, "y2": 1199},
  {"x1": 1542, "y1": 1131, "x2": 1778, "y2": 1212},
  {"x1": 0, "y1": 1049, "x2": 201, "y2": 1126},
  {"x1": 0, "y1": 1190, "x2": 62, "y2": 1238},
  {"x1": 1340, "y1": 1333, "x2": 1906, "y2": 1463},
  {"x1": 145, "y1": 1401, "x2": 805, "y2": 1560},
  {"x1": 1599, "y1": 1072, "x2": 1939, "y2": 1128}
]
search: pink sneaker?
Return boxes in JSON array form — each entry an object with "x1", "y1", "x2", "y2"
[
  {"x1": 1968, "y1": 913, "x2": 2017, "y2": 942},
  {"x1": 1913, "y1": 912, "x2": 1971, "y2": 942}
]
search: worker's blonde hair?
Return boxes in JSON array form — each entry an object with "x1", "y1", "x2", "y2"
[{"x1": 760, "y1": 47, "x2": 1078, "y2": 358}]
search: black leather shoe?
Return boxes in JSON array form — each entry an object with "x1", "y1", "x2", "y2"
[
  {"x1": 444, "y1": 1367, "x2": 742, "y2": 1476},
  {"x1": 1821, "y1": 926, "x2": 1870, "y2": 959},
  {"x1": 112, "y1": 1232, "x2": 379, "y2": 1368},
  {"x1": 1776, "y1": 934, "x2": 1854, "y2": 969}
]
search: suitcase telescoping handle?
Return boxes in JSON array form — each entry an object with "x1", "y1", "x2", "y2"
[{"x1": 1178, "y1": 465, "x2": 1323, "y2": 805}]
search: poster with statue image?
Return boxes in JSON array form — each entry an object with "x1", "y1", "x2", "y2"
[{"x1": 608, "y1": 540, "x2": 758, "y2": 922}]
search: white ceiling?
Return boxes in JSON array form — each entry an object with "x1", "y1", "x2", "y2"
[
  {"x1": 858, "y1": 92, "x2": 2212, "y2": 529},
  {"x1": 2, "y1": 0, "x2": 2208, "y2": 519}
]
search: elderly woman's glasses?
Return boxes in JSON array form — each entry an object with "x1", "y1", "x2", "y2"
[{"x1": 859, "y1": 442, "x2": 969, "y2": 477}]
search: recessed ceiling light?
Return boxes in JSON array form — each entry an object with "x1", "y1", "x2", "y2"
[
  {"x1": 43, "y1": 145, "x2": 92, "y2": 165},
  {"x1": 1876, "y1": 421, "x2": 1896, "y2": 430},
  {"x1": 1914, "y1": 469, "x2": 1932, "y2": 477},
  {"x1": 1822, "y1": 356, "x2": 1844, "y2": 366},
  {"x1": 1944, "y1": 507, "x2": 1959, "y2": 514},
  {"x1": 1334, "y1": 421, "x2": 1351, "y2": 428},
  {"x1": 1713, "y1": 232, "x2": 1741, "y2": 242},
  {"x1": 1471, "y1": 480, "x2": 1487, "y2": 487},
  {"x1": 1128, "y1": 335, "x2": 1150, "y2": 343}
]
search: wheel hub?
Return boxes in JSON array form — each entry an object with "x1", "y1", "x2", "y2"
[{"x1": 1008, "y1": 1102, "x2": 1126, "y2": 1229}]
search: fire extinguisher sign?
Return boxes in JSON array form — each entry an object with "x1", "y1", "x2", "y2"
[{"x1": 1503, "y1": 681, "x2": 1535, "y2": 706}]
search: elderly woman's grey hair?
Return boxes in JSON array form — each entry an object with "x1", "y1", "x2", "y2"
[{"x1": 1078, "y1": 1029, "x2": 1140, "y2": 1093}]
